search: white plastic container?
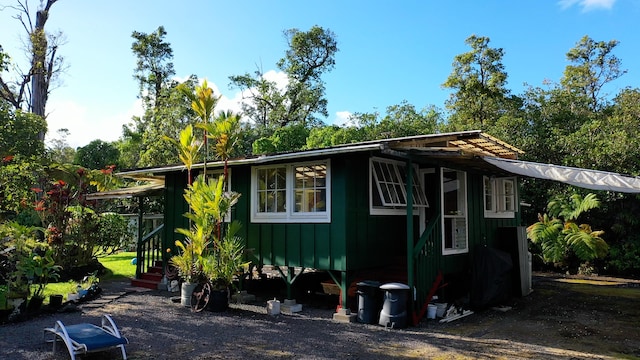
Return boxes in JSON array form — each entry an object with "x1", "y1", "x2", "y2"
[
  {"x1": 434, "y1": 303, "x2": 447, "y2": 318},
  {"x1": 427, "y1": 304, "x2": 437, "y2": 319},
  {"x1": 267, "y1": 298, "x2": 280, "y2": 315}
]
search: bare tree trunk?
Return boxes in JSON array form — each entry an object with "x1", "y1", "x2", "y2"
[{"x1": 30, "y1": 0, "x2": 57, "y2": 140}]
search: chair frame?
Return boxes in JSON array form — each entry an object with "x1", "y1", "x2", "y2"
[{"x1": 43, "y1": 314, "x2": 128, "y2": 360}]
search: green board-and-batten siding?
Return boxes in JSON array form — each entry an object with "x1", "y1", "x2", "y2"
[
  {"x1": 232, "y1": 154, "x2": 407, "y2": 273},
  {"x1": 160, "y1": 154, "x2": 520, "y2": 297}
]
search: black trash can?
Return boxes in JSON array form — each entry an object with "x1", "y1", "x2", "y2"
[
  {"x1": 357, "y1": 280, "x2": 381, "y2": 324},
  {"x1": 378, "y1": 282, "x2": 410, "y2": 329}
]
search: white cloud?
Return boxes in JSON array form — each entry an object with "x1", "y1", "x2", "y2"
[
  {"x1": 262, "y1": 70, "x2": 289, "y2": 91},
  {"x1": 559, "y1": 0, "x2": 616, "y2": 11},
  {"x1": 43, "y1": 72, "x2": 286, "y2": 149},
  {"x1": 45, "y1": 98, "x2": 143, "y2": 149},
  {"x1": 330, "y1": 111, "x2": 353, "y2": 126}
]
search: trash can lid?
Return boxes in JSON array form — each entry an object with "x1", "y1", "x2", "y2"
[
  {"x1": 357, "y1": 280, "x2": 381, "y2": 287},
  {"x1": 380, "y1": 282, "x2": 410, "y2": 290}
]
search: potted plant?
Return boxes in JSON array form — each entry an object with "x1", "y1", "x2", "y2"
[
  {"x1": 5, "y1": 275, "x2": 30, "y2": 311},
  {"x1": 201, "y1": 220, "x2": 250, "y2": 312},
  {"x1": 17, "y1": 248, "x2": 62, "y2": 312},
  {"x1": 169, "y1": 236, "x2": 206, "y2": 306},
  {"x1": 168, "y1": 82, "x2": 247, "y2": 311}
]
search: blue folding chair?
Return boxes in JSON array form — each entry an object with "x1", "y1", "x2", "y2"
[{"x1": 44, "y1": 314, "x2": 128, "y2": 360}]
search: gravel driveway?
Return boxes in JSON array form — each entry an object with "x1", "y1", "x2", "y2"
[{"x1": 1, "y1": 275, "x2": 639, "y2": 359}]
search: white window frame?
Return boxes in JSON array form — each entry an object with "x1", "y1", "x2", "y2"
[
  {"x1": 369, "y1": 157, "x2": 428, "y2": 216},
  {"x1": 441, "y1": 168, "x2": 468, "y2": 255},
  {"x1": 483, "y1": 176, "x2": 517, "y2": 218},
  {"x1": 250, "y1": 160, "x2": 331, "y2": 223}
]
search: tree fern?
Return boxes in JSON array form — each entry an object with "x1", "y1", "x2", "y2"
[{"x1": 527, "y1": 192, "x2": 607, "y2": 268}]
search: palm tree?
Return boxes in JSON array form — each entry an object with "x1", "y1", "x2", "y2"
[
  {"x1": 202, "y1": 110, "x2": 241, "y2": 182},
  {"x1": 178, "y1": 80, "x2": 219, "y2": 174}
]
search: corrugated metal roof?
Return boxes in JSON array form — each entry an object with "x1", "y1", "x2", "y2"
[
  {"x1": 117, "y1": 131, "x2": 522, "y2": 178},
  {"x1": 85, "y1": 182, "x2": 164, "y2": 200}
]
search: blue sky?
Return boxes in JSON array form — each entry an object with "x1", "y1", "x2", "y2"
[{"x1": 1, "y1": 0, "x2": 639, "y2": 148}]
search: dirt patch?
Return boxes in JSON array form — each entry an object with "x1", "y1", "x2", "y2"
[
  {"x1": 1, "y1": 274, "x2": 640, "y2": 359},
  {"x1": 423, "y1": 274, "x2": 640, "y2": 359}
]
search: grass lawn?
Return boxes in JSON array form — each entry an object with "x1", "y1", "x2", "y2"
[
  {"x1": 41, "y1": 251, "x2": 137, "y2": 303},
  {"x1": 99, "y1": 251, "x2": 138, "y2": 281}
]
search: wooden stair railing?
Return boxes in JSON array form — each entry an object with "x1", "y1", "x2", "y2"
[{"x1": 135, "y1": 223, "x2": 164, "y2": 281}]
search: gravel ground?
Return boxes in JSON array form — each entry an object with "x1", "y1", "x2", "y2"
[{"x1": 1, "y1": 275, "x2": 638, "y2": 360}]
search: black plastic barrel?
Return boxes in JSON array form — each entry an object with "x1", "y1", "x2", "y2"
[
  {"x1": 356, "y1": 280, "x2": 381, "y2": 324},
  {"x1": 378, "y1": 282, "x2": 410, "y2": 329}
]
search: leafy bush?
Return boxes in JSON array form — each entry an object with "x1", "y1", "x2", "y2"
[{"x1": 527, "y1": 193, "x2": 607, "y2": 273}]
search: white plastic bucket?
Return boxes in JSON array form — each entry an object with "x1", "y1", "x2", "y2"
[
  {"x1": 427, "y1": 304, "x2": 437, "y2": 319},
  {"x1": 267, "y1": 299, "x2": 280, "y2": 315},
  {"x1": 435, "y1": 303, "x2": 447, "y2": 318}
]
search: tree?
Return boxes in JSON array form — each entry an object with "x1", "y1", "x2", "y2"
[
  {"x1": 0, "y1": 154, "x2": 45, "y2": 216},
  {"x1": 131, "y1": 26, "x2": 174, "y2": 109},
  {"x1": 0, "y1": 102, "x2": 47, "y2": 158},
  {"x1": 442, "y1": 35, "x2": 517, "y2": 131},
  {"x1": 74, "y1": 139, "x2": 120, "y2": 170},
  {"x1": 561, "y1": 35, "x2": 626, "y2": 111},
  {"x1": 121, "y1": 27, "x2": 196, "y2": 167},
  {"x1": 367, "y1": 101, "x2": 441, "y2": 139},
  {"x1": 527, "y1": 193, "x2": 607, "y2": 273},
  {"x1": 253, "y1": 123, "x2": 309, "y2": 154},
  {"x1": 178, "y1": 79, "x2": 219, "y2": 173},
  {"x1": 47, "y1": 128, "x2": 75, "y2": 164},
  {"x1": 229, "y1": 26, "x2": 338, "y2": 133},
  {"x1": 0, "y1": 0, "x2": 64, "y2": 140}
]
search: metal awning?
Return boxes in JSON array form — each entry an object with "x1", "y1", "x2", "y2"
[
  {"x1": 85, "y1": 182, "x2": 165, "y2": 200},
  {"x1": 484, "y1": 157, "x2": 640, "y2": 193}
]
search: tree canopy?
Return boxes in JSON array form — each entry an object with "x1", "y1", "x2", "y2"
[
  {"x1": 229, "y1": 25, "x2": 338, "y2": 134},
  {"x1": 0, "y1": 0, "x2": 64, "y2": 141}
]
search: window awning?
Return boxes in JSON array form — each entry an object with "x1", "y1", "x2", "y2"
[
  {"x1": 484, "y1": 157, "x2": 640, "y2": 193},
  {"x1": 85, "y1": 182, "x2": 165, "y2": 200}
]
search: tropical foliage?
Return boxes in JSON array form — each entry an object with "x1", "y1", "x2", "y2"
[
  {"x1": 527, "y1": 193, "x2": 607, "y2": 271},
  {"x1": 168, "y1": 81, "x2": 249, "y2": 291}
]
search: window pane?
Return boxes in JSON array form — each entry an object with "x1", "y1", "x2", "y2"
[
  {"x1": 443, "y1": 170, "x2": 460, "y2": 215},
  {"x1": 444, "y1": 218, "x2": 454, "y2": 249},
  {"x1": 276, "y1": 190, "x2": 286, "y2": 212},
  {"x1": 315, "y1": 165, "x2": 326, "y2": 187},
  {"x1": 275, "y1": 167, "x2": 286, "y2": 188},
  {"x1": 258, "y1": 169, "x2": 267, "y2": 190},
  {"x1": 257, "y1": 166, "x2": 287, "y2": 213},
  {"x1": 504, "y1": 180, "x2": 515, "y2": 211},
  {"x1": 315, "y1": 189, "x2": 326, "y2": 211},
  {"x1": 295, "y1": 167, "x2": 306, "y2": 188},
  {"x1": 484, "y1": 177, "x2": 493, "y2": 211},
  {"x1": 443, "y1": 217, "x2": 467, "y2": 250},
  {"x1": 294, "y1": 163, "x2": 327, "y2": 213},
  {"x1": 454, "y1": 218, "x2": 467, "y2": 249}
]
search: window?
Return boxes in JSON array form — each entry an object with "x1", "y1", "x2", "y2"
[
  {"x1": 251, "y1": 160, "x2": 330, "y2": 223},
  {"x1": 442, "y1": 168, "x2": 467, "y2": 255},
  {"x1": 294, "y1": 164, "x2": 327, "y2": 213},
  {"x1": 256, "y1": 166, "x2": 287, "y2": 214},
  {"x1": 483, "y1": 176, "x2": 517, "y2": 218},
  {"x1": 370, "y1": 157, "x2": 428, "y2": 215}
]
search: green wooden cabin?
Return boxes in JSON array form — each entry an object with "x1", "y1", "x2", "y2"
[{"x1": 120, "y1": 130, "x2": 527, "y2": 317}]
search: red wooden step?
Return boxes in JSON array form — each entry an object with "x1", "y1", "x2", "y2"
[
  {"x1": 131, "y1": 277, "x2": 161, "y2": 290},
  {"x1": 141, "y1": 272, "x2": 162, "y2": 282}
]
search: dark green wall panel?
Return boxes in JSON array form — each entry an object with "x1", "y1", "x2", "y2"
[
  {"x1": 286, "y1": 224, "x2": 301, "y2": 267},
  {"x1": 314, "y1": 225, "x2": 331, "y2": 269},
  {"x1": 300, "y1": 224, "x2": 316, "y2": 268}
]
